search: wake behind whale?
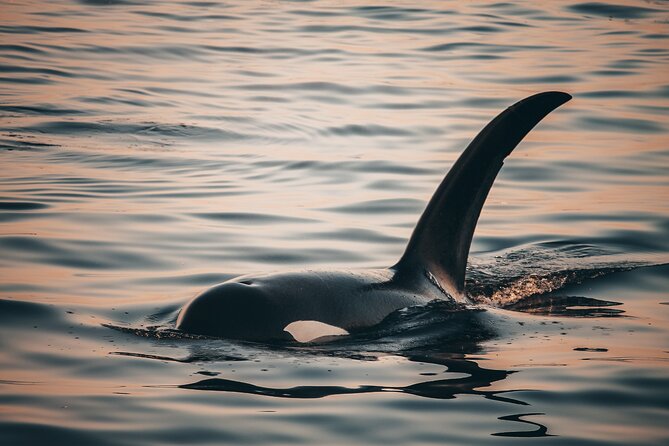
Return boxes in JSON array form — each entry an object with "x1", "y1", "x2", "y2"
[{"x1": 176, "y1": 92, "x2": 572, "y2": 342}]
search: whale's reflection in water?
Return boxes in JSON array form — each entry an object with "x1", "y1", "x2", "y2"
[
  {"x1": 493, "y1": 413, "x2": 552, "y2": 438},
  {"x1": 179, "y1": 353, "x2": 550, "y2": 437},
  {"x1": 180, "y1": 356, "x2": 515, "y2": 403}
]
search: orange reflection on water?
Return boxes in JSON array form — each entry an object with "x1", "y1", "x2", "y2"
[{"x1": 1, "y1": 1, "x2": 668, "y2": 443}]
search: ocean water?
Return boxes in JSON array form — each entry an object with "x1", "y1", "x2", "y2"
[{"x1": 1, "y1": 0, "x2": 668, "y2": 444}]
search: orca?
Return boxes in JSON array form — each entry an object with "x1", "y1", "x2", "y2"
[{"x1": 176, "y1": 91, "x2": 572, "y2": 342}]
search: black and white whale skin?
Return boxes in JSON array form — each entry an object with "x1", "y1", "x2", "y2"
[{"x1": 176, "y1": 91, "x2": 572, "y2": 342}]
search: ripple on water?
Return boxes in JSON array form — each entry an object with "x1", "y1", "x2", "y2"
[
  {"x1": 579, "y1": 115, "x2": 666, "y2": 133},
  {"x1": 189, "y1": 212, "x2": 314, "y2": 225},
  {"x1": 567, "y1": 2, "x2": 663, "y2": 19},
  {"x1": 0, "y1": 201, "x2": 49, "y2": 211},
  {"x1": 0, "y1": 235, "x2": 172, "y2": 270},
  {"x1": 324, "y1": 198, "x2": 425, "y2": 214},
  {"x1": 12, "y1": 121, "x2": 247, "y2": 140}
]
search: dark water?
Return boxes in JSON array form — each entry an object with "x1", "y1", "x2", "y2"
[{"x1": 1, "y1": 1, "x2": 668, "y2": 444}]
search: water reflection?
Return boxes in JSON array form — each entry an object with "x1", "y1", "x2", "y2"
[
  {"x1": 492, "y1": 413, "x2": 552, "y2": 438},
  {"x1": 504, "y1": 295, "x2": 625, "y2": 317},
  {"x1": 180, "y1": 356, "x2": 518, "y2": 403},
  {"x1": 176, "y1": 346, "x2": 558, "y2": 438}
]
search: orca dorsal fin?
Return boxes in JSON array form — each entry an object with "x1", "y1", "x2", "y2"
[{"x1": 394, "y1": 91, "x2": 571, "y2": 298}]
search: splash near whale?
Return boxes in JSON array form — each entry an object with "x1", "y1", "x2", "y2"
[{"x1": 176, "y1": 91, "x2": 572, "y2": 342}]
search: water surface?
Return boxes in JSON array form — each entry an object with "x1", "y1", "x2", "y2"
[{"x1": 1, "y1": 1, "x2": 668, "y2": 444}]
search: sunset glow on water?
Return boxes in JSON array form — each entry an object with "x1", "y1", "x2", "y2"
[{"x1": 1, "y1": 1, "x2": 668, "y2": 444}]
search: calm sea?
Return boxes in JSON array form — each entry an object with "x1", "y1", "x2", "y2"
[{"x1": 1, "y1": 1, "x2": 668, "y2": 444}]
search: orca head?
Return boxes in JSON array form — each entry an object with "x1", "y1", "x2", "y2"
[{"x1": 176, "y1": 280, "x2": 288, "y2": 340}]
